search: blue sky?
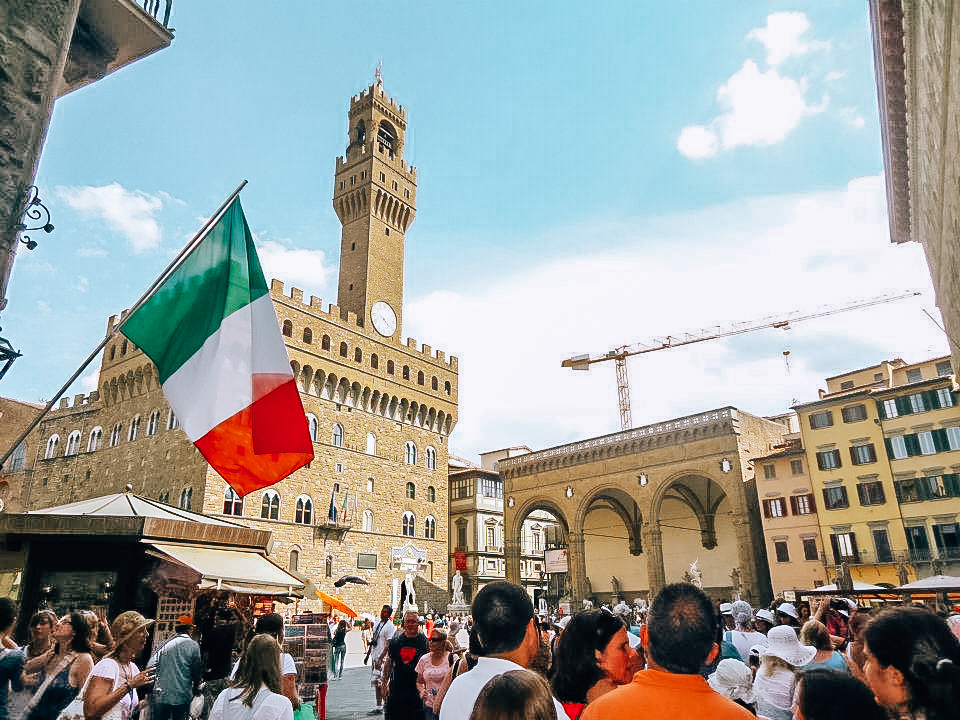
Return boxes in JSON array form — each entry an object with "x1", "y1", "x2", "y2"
[{"x1": 5, "y1": 2, "x2": 949, "y2": 460}]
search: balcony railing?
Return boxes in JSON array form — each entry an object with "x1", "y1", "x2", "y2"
[
  {"x1": 909, "y1": 548, "x2": 933, "y2": 562},
  {"x1": 140, "y1": 0, "x2": 174, "y2": 28}
]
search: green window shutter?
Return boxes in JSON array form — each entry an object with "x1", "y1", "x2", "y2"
[
  {"x1": 896, "y1": 396, "x2": 912, "y2": 416},
  {"x1": 927, "y1": 389, "x2": 941, "y2": 409},
  {"x1": 904, "y1": 434, "x2": 921, "y2": 456},
  {"x1": 876, "y1": 400, "x2": 886, "y2": 420},
  {"x1": 933, "y1": 428, "x2": 949, "y2": 452},
  {"x1": 884, "y1": 438, "x2": 894, "y2": 458}
]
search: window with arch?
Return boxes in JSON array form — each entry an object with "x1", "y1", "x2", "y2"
[
  {"x1": 121, "y1": 339, "x2": 128, "y2": 355},
  {"x1": 402, "y1": 511, "x2": 415, "y2": 537},
  {"x1": 295, "y1": 496, "x2": 313, "y2": 524},
  {"x1": 303, "y1": 328, "x2": 313, "y2": 344},
  {"x1": 402, "y1": 365, "x2": 410, "y2": 380},
  {"x1": 223, "y1": 487, "x2": 243, "y2": 516},
  {"x1": 332, "y1": 424, "x2": 343, "y2": 447},
  {"x1": 371, "y1": 353, "x2": 379, "y2": 370},
  {"x1": 354, "y1": 348, "x2": 362, "y2": 363},
  {"x1": 110, "y1": 424, "x2": 122, "y2": 447},
  {"x1": 261, "y1": 490, "x2": 280, "y2": 520},
  {"x1": 424, "y1": 515, "x2": 436, "y2": 539},
  {"x1": 404, "y1": 441, "x2": 417, "y2": 465},
  {"x1": 282, "y1": 320, "x2": 293, "y2": 337},
  {"x1": 64, "y1": 431, "x2": 81, "y2": 456},
  {"x1": 128, "y1": 416, "x2": 141, "y2": 441},
  {"x1": 362, "y1": 509, "x2": 374, "y2": 532},
  {"x1": 426, "y1": 447, "x2": 437, "y2": 470},
  {"x1": 417, "y1": 371, "x2": 424, "y2": 386},
  {"x1": 366, "y1": 433, "x2": 376, "y2": 455},
  {"x1": 44, "y1": 434, "x2": 60, "y2": 459},
  {"x1": 179, "y1": 487, "x2": 193, "y2": 510},
  {"x1": 387, "y1": 360, "x2": 395, "y2": 375},
  {"x1": 167, "y1": 410, "x2": 179, "y2": 430},
  {"x1": 109, "y1": 345, "x2": 116, "y2": 361},
  {"x1": 289, "y1": 549, "x2": 299, "y2": 573},
  {"x1": 86, "y1": 427, "x2": 103, "y2": 452},
  {"x1": 427, "y1": 486, "x2": 436, "y2": 502},
  {"x1": 147, "y1": 409, "x2": 160, "y2": 436},
  {"x1": 444, "y1": 381, "x2": 451, "y2": 396},
  {"x1": 432, "y1": 376, "x2": 438, "y2": 391},
  {"x1": 321, "y1": 334, "x2": 331, "y2": 351},
  {"x1": 306, "y1": 414, "x2": 319, "y2": 442},
  {"x1": 366, "y1": 478, "x2": 374, "y2": 492},
  {"x1": 158, "y1": 490, "x2": 170, "y2": 504},
  {"x1": 405, "y1": 481, "x2": 416, "y2": 499},
  {"x1": 9, "y1": 442, "x2": 26, "y2": 472},
  {"x1": 325, "y1": 555, "x2": 333, "y2": 577},
  {"x1": 339, "y1": 342, "x2": 348, "y2": 357}
]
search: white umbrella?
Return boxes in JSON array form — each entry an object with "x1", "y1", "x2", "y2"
[
  {"x1": 803, "y1": 581, "x2": 886, "y2": 594},
  {"x1": 894, "y1": 575, "x2": 960, "y2": 591}
]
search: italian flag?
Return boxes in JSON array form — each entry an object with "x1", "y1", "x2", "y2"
[{"x1": 121, "y1": 198, "x2": 313, "y2": 496}]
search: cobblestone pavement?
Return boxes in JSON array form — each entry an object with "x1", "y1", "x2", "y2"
[{"x1": 320, "y1": 631, "x2": 382, "y2": 720}]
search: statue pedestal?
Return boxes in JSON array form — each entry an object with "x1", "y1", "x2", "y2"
[{"x1": 447, "y1": 603, "x2": 470, "y2": 615}]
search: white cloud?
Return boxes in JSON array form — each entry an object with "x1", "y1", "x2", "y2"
[
  {"x1": 75, "y1": 276, "x2": 88, "y2": 293},
  {"x1": 57, "y1": 183, "x2": 163, "y2": 252},
  {"x1": 256, "y1": 240, "x2": 333, "y2": 299},
  {"x1": 77, "y1": 246, "x2": 109, "y2": 257},
  {"x1": 406, "y1": 177, "x2": 946, "y2": 461},
  {"x1": 36, "y1": 300, "x2": 51, "y2": 314},
  {"x1": 677, "y1": 60, "x2": 824, "y2": 158},
  {"x1": 79, "y1": 368, "x2": 99, "y2": 393},
  {"x1": 746, "y1": 11, "x2": 830, "y2": 67}
]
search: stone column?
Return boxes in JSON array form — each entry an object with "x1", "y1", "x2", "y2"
[
  {"x1": 644, "y1": 525, "x2": 666, "y2": 594},
  {"x1": 503, "y1": 537, "x2": 521, "y2": 585},
  {"x1": 567, "y1": 531, "x2": 588, "y2": 606}
]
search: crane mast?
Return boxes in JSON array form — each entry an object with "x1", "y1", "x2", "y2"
[{"x1": 562, "y1": 291, "x2": 921, "y2": 430}]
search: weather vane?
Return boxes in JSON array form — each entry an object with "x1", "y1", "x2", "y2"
[{"x1": 375, "y1": 60, "x2": 383, "y2": 86}]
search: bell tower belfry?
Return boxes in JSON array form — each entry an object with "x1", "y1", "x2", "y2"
[{"x1": 333, "y1": 76, "x2": 416, "y2": 339}]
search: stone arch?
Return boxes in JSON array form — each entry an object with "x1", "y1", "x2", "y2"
[
  {"x1": 350, "y1": 381, "x2": 362, "y2": 407},
  {"x1": 322, "y1": 372, "x2": 338, "y2": 401},
  {"x1": 652, "y1": 473, "x2": 727, "y2": 551},
  {"x1": 300, "y1": 364, "x2": 313, "y2": 393},
  {"x1": 576, "y1": 486, "x2": 644, "y2": 556},
  {"x1": 336, "y1": 378, "x2": 350, "y2": 404},
  {"x1": 312, "y1": 369, "x2": 326, "y2": 396}
]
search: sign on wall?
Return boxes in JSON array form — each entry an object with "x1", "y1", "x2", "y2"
[{"x1": 543, "y1": 548, "x2": 568, "y2": 574}]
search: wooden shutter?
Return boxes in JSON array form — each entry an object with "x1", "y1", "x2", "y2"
[
  {"x1": 905, "y1": 434, "x2": 921, "y2": 456},
  {"x1": 762, "y1": 500, "x2": 771, "y2": 518},
  {"x1": 829, "y1": 534, "x2": 841, "y2": 564},
  {"x1": 790, "y1": 496, "x2": 799, "y2": 515},
  {"x1": 849, "y1": 533, "x2": 860, "y2": 562},
  {"x1": 876, "y1": 400, "x2": 886, "y2": 419}
]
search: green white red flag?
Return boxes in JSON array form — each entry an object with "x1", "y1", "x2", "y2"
[{"x1": 121, "y1": 197, "x2": 313, "y2": 496}]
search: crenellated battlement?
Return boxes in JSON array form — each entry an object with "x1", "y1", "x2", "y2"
[
  {"x1": 51, "y1": 391, "x2": 102, "y2": 414},
  {"x1": 269, "y1": 279, "x2": 457, "y2": 369},
  {"x1": 335, "y1": 149, "x2": 417, "y2": 181},
  {"x1": 350, "y1": 83, "x2": 407, "y2": 123}
]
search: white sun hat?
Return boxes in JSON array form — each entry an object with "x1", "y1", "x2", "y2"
[
  {"x1": 708, "y1": 659, "x2": 756, "y2": 704},
  {"x1": 761, "y1": 625, "x2": 816, "y2": 667}
]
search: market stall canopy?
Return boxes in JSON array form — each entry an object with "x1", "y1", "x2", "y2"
[
  {"x1": 803, "y1": 581, "x2": 886, "y2": 594},
  {"x1": 316, "y1": 589, "x2": 357, "y2": 617},
  {"x1": 145, "y1": 542, "x2": 304, "y2": 597},
  {"x1": 29, "y1": 490, "x2": 242, "y2": 526},
  {"x1": 894, "y1": 575, "x2": 960, "y2": 592}
]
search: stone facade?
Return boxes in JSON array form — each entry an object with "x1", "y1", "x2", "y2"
[
  {"x1": 499, "y1": 408, "x2": 787, "y2": 606},
  {"x1": 17, "y1": 81, "x2": 458, "y2": 616},
  {"x1": 0, "y1": 397, "x2": 44, "y2": 512}
]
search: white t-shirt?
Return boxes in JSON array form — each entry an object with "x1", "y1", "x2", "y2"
[
  {"x1": 90, "y1": 657, "x2": 140, "y2": 720},
  {"x1": 369, "y1": 620, "x2": 396, "y2": 665},
  {"x1": 728, "y1": 630, "x2": 767, "y2": 662},
  {"x1": 230, "y1": 654, "x2": 296, "y2": 680},
  {"x1": 438, "y1": 657, "x2": 569, "y2": 720},
  {"x1": 209, "y1": 686, "x2": 293, "y2": 720}
]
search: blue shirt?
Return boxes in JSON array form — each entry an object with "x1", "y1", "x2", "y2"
[{"x1": 148, "y1": 634, "x2": 202, "y2": 706}]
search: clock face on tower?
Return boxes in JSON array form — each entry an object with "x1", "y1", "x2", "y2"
[{"x1": 371, "y1": 301, "x2": 397, "y2": 337}]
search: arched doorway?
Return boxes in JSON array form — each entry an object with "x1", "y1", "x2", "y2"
[
  {"x1": 579, "y1": 487, "x2": 646, "y2": 604},
  {"x1": 507, "y1": 499, "x2": 569, "y2": 611}
]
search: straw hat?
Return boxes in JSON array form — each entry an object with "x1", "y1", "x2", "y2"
[
  {"x1": 708, "y1": 659, "x2": 756, "y2": 704},
  {"x1": 110, "y1": 611, "x2": 155, "y2": 653},
  {"x1": 755, "y1": 609, "x2": 777, "y2": 625},
  {"x1": 761, "y1": 626, "x2": 816, "y2": 667},
  {"x1": 776, "y1": 602, "x2": 799, "y2": 620}
]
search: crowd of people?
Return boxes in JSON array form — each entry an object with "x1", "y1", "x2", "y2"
[{"x1": 0, "y1": 587, "x2": 956, "y2": 720}]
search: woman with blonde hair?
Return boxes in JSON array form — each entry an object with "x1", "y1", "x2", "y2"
[
  {"x1": 468, "y1": 670, "x2": 556, "y2": 720},
  {"x1": 22, "y1": 614, "x2": 94, "y2": 720},
  {"x1": 210, "y1": 635, "x2": 292, "y2": 720},
  {"x1": 84, "y1": 611, "x2": 156, "y2": 720},
  {"x1": 752, "y1": 626, "x2": 814, "y2": 720},
  {"x1": 799, "y1": 620, "x2": 848, "y2": 673}
]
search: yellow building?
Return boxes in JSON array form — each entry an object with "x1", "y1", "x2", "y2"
[{"x1": 794, "y1": 356, "x2": 959, "y2": 586}]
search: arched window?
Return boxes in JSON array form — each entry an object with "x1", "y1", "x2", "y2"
[
  {"x1": 362, "y1": 509, "x2": 374, "y2": 532},
  {"x1": 8, "y1": 442, "x2": 26, "y2": 472},
  {"x1": 223, "y1": 487, "x2": 243, "y2": 516},
  {"x1": 339, "y1": 342, "x2": 348, "y2": 357},
  {"x1": 424, "y1": 516, "x2": 436, "y2": 539},
  {"x1": 402, "y1": 511, "x2": 415, "y2": 537},
  {"x1": 322, "y1": 335, "x2": 331, "y2": 351},
  {"x1": 417, "y1": 371, "x2": 424, "y2": 386},
  {"x1": 444, "y1": 381, "x2": 451, "y2": 396},
  {"x1": 366, "y1": 433, "x2": 376, "y2": 455},
  {"x1": 289, "y1": 549, "x2": 299, "y2": 573},
  {"x1": 331, "y1": 424, "x2": 343, "y2": 447},
  {"x1": 260, "y1": 490, "x2": 280, "y2": 519},
  {"x1": 303, "y1": 328, "x2": 313, "y2": 344},
  {"x1": 64, "y1": 431, "x2": 81, "y2": 456},
  {"x1": 387, "y1": 360, "x2": 395, "y2": 375},
  {"x1": 179, "y1": 487, "x2": 192, "y2": 510},
  {"x1": 282, "y1": 320, "x2": 293, "y2": 337},
  {"x1": 426, "y1": 447, "x2": 437, "y2": 470},
  {"x1": 354, "y1": 347, "x2": 363, "y2": 363},
  {"x1": 404, "y1": 441, "x2": 417, "y2": 465},
  {"x1": 128, "y1": 416, "x2": 141, "y2": 441},
  {"x1": 366, "y1": 478, "x2": 375, "y2": 492},
  {"x1": 85, "y1": 429, "x2": 102, "y2": 453},
  {"x1": 109, "y1": 345, "x2": 116, "y2": 361},
  {"x1": 432, "y1": 376, "x2": 438, "y2": 391},
  {"x1": 371, "y1": 353, "x2": 379, "y2": 370},
  {"x1": 427, "y1": 486, "x2": 436, "y2": 502},
  {"x1": 377, "y1": 120, "x2": 396, "y2": 157},
  {"x1": 295, "y1": 496, "x2": 313, "y2": 524},
  {"x1": 158, "y1": 490, "x2": 169, "y2": 504},
  {"x1": 402, "y1": 365, "x2": 410, "y2": 380},
  {"x1": 325, "y1": 555, "x2": 333, "y2": 578},
  {"x1": 44, "y1": 434, "x2": 59, "y2": 459},
  {"x1": 306, "y1": 414, "x2": 319, "y2": 442},
  {"x1": 147, "y1": 409, "x2": 160, "y2": 436},
  {"x1": 406, "y1": 481, "x2": 416, "y2": 499},
  {"x1": 110, "y1": 424, "x2": 122, "y2": 447},
  {"x1": 356, "y1": 119, "x2": 366, "y2": 145},
  {"x1": 167, "y1": 410, "x2": 179, "y2": 430},
  {"x1": 121, "y1": 339, "x2": 128, "y2": 355}
]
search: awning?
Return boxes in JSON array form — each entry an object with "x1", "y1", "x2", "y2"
[{"x1": 145, "y1": 542, "x2": 304, "y2": 596}]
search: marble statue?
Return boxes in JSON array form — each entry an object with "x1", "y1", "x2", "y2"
[
  {"x1": 689, "y1": 558, "x2": 703, "y2": 589},
  {"x1": 451, "y1": 570, "x2": 465, "y2": 605},
  {"x1": 401, "y1": 572, "x2": 418, "y2": 612}
]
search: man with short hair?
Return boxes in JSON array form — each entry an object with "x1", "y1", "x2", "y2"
[
  {"x1": 380, "y1": 611, "x2": 429, "y2": 720},
  {"x1": 368, "y1": 604, "x2": 396, "y2": 715},
  {"x1": 439, "y1": 581, "x2": 569, "y2": 720},
  {"x1": 581, "y1": 583, "x2": 753, "y2": 720},
  {"x1": 147, "y1": 615, "x2": 202, "y2": 720}
]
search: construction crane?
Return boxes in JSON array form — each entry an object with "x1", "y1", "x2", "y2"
[{"x1": 561, "y1": 291, "x2": 922, "y2": 431}]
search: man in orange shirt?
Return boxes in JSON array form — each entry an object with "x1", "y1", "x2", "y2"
[{"x1": 581, "y1": 583, "x2": 753, "y2": 720}]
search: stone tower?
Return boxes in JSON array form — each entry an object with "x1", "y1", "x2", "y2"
[{"x1": 333, "y1": 78, "x2": 416, "y2": 340}]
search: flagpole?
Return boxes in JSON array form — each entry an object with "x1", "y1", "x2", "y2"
[{"x1": 0, "y1": 180, "x2": 248, "y2": 472}]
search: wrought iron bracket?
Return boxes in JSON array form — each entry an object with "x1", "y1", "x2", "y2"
[{"x1": 16, "y1": 186, "x2": 54, "y2": 250}]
